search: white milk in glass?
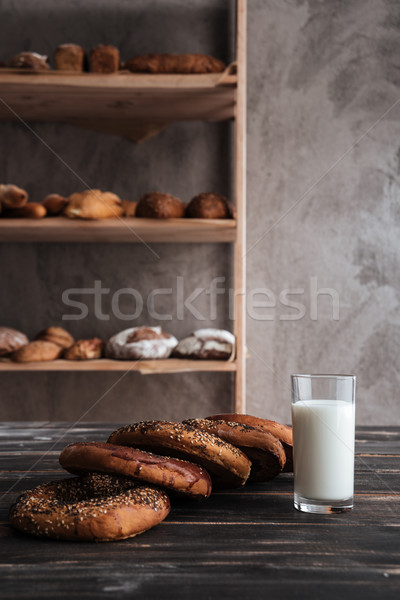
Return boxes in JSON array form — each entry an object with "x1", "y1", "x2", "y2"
[{"x1": 292, "y1": 400, "x2": 355, "y2": 501}]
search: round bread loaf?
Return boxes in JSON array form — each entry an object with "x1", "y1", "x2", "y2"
[
  {"x1": 183, "y1": 418, "x2": 286, "y2": 482},
  {"x1": 173, "y1": 329, "x2": 235, "y2": 360},
  {"x1": 0, "y1": 327, "x2": 29, "y2": 357},
  {"x1": 135, "y1": 193, "x2": 185, "y2": 219},
  {"x1": 186, "y1": 193, "x2": 235, "y2": 219},
  {"x1": 60, "y1": 442, "x2": 212, "y2": 500},
  {"x1": 11, "y1": 340, "x2": 62, "y2": 363},
  {"x1": 35, "y1": 326, "x2": 74, "y2": 349},
  {"x1": 106, "y1": 326, "x2": 178, "y2": 360},
  {"x1": 208, "y1": 413, "x2": 293, "y2": 473},
  {"x1": 108, "y1": 421, "x2": 251, "y2": 489},
  {"x1": 8, "y1": 52, "x2": 49, "y2": 70},
  {"x1": 9, "y1": 473, "x2": 170, "y2": 542}
]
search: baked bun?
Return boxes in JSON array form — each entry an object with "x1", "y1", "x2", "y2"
[
  {"x1": 2, "y1": 203, "x2": 47, "y2": 219},
  {"x1": 186, "y1": 193, "x2": 235, "y2": 219},
  {"x1": 60, "y1": 442, "x2": 212, "y2": 500},
  {"x1": 8, "y1": 52, "x2": 49, "y2": 70},
  {"x1": 135, "y1": 193, "x2": 185, "y2": 219},
  {"x1": 90, "y1": 45, "x2": 120, "y2": 73},
  {"x1": 12, "y1": 340, "x2": 62, "y2": 363},
  {"x1": 0, "y1": 327, "x2": 28, "y2": 357},
  {"x1": 42, "y1": 194, "x2": 68, "y2": 216},
  {"x1": 64, "y1": 338, "x2": 104, "y2": 360},
  {"x1": 35, "y1": 326, "x2": 74, "y2": 349},
  {"x1": 208, "y1": 414, "x2": 293, "y2": 473},
  {"x1": 55, "y1": 44, "x2": 85, "y2": 72},
  {"x1": 64, "y1": 189, "x2": 123, "y2": 220},
  {"x1": 173, "y1": 329, "x2": 235, "y2": 360},
  {"x1": 108, "y1": 421, "x2": 251, "y2": 489},
  {"x1": 184, "y1": 418, "x2": 286, "y2": 482},
  {"x1": 106, "y1": 326, "x2": 178, "y2": 360},
  {"x1": 0, "y1": 184, "x2": 28, "y2": 208},
  {"x1": 9, "y1": 473, "x2": 170, "y2": 542},
  {"x1": 126, "y1": 53, "x2": 225, "y2": 74},
  {"x1": 121, "y1": 200, "x2": 137, "y2": 217}
]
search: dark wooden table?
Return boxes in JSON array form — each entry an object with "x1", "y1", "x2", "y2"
[{"x1": 0, "y1": 423, "x2": 399, "y2": 599}]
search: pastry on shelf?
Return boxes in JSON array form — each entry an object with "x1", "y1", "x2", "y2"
[
  {"x1": 125, "y1": 53, "x2": 225, "y2": 74},
  {"x1": 0, "y1": 184, "x2": 28, "y2": 208},
  {"x1": 106, "y1": 326, "x2": 178, "y2": 360},
  {"x1": 35, "y1": 326, "x2": 74, "y2": 349},
  {"x1": 12, "y1": 340, "x2": 63, "y2": 363},
  {"x1": 8, "y1": 52, "x2": 50, "y2": 70},
  {"x1": 42, "y1": 193, "x2": 68, "y2": 216},
  {"x1": 54, "y1": 44, "x2": 85, "y2": 71},
  {"x1": 0, "y1": 327, "x2": 29, "y2": 357},
  {"x1": 64, "y1": 189, "x2": 123, "y2": 219},
  {"x1": 135, "y1": 192, "x2": 185, "y2": 219},
  {"x1": 89, "y1": 44, "x2": 120, "y2": 73},
  {"x1": 121, "y1": 200, "x2": 137, "y2": 217},
  {"x1": 173, "y1": 329, "x2": 235, "y2": 360},
  {"x1": 2, "y1": 203, "x2": 47, "y2": 218},
  {"x1": 64, "y1": 338, "x2": 104, "y2": 360},
  {"x1": 185, "y1": 192, "x2": 235, "y2": 219}
]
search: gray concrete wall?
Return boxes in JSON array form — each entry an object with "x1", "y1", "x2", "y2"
[{"x1": 0, "y1": 0, "x2": 399, "y2": 425}]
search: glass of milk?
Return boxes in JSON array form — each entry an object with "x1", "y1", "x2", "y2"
[{"x1": 291, "y1": 374, "x2": 356, "y2": 514}]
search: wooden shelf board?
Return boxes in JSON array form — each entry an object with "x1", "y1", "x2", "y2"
[
  {"x1": 0, "y1": 358, "x2": 236, "y2": 374},
  {"x1": 0, "y1": 68, "x2": 237, "y2": 135},
  {"x1": 0, "y1": 217, "x2": 236, "y2": 243}
]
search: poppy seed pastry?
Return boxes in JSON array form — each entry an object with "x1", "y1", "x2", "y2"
[
  {"x1": 35, "y1": 326, "x2": 74, "y2": 349},
  {"x1": 135, "y1": 193, "x2": 185, "y2": 219},
  {"x1": 184, "y1": 418, "x2": 286, "y2": 482},
  {"x1": 8, "y1": 52, "x2": 49, "y2": 70},
  {"x1": 90, "y1": 44, "x2": 120, "y2": 73},
  {"x1": 63, "y1": 338, "x2": 104, "y2": 360},
  {"x1": 55, "y1": 44, "x2": 85, "y2": 71},
  {"x1": 9, "y1": 473, "x2": 170, "y2": 542},
  {"x1": 105, "y1": 326, "x2": 178, "y2": 360},
  {"x1": 126, "y1": 53, "x2": 225, "y2": 74},
  {"x1": 60, "y1": 442, "x2": 212, "y2": 500},
  {"x1": 0, "y1": 327, "x2": 29, "y2": 357},
  {"x1": 186, "y1": 193, "x2": 236, "y2": 219},
  {"x1": 208, "y1": 413, "x2": 293, "y2": 473},
  {"x1": 108, "y1": 421, "x2": 251, "y2": 489},
  {"x1": 173, "y1": 329, "x2": 235, "y2": 360}
]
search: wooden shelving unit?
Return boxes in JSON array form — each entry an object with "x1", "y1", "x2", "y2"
[{"x1": 0, "y1": 0, "x2": 247, "y2": 411}]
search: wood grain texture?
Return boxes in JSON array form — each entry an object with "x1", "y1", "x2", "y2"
[
  {"x1": 0, "y1": 423, "x2": 399, "y2": 599},
  {"x1": 0, "y1": 217, "x2": 237, "y2": 243}
]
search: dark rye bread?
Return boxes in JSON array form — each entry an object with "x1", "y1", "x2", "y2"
[
  {"x1": 184, "y1": 418, "x2": 286, "y2": 482},
  {"x1": 9, "y1": 473, "x2": 170, "y2": 542},
  {"x1": 108, "y1": 421, "x2": 251, "y2": 489},
  {"x1": 60, "y1": 442, "x2": 212, "y2": 500},
  {"x1": 208, "y1": 413, "x2": 293, "y2": 473}
]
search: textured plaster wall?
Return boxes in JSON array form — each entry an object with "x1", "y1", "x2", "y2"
[{"x1": 0, "y1": 0, "x2": 399, "y2": 424}]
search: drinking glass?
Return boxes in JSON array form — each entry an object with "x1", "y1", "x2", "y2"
[{"x1": 291, "y1": 374, "x2": 356, "y2": 514}]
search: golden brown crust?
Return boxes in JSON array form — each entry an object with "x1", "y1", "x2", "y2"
[
  {"x1": 0, "y1": 327, "x2": 29, "y2": 357},
  {"x1": 0, "y1": 184, "x2": 28, "y2": 208},
  {"x1": 35, "y1": 326, "x2": 74, "y2": 349},
  {"x1": 90, "y1": 45, "x2": 120, "y2": 73},
  {"x1": 60, "y1": 442, "x2": 212, "y2": 500},
  {"x1": 63, "y1": 338, "x2": 104, "y2": 360},
  {"x1": 12, "y1": 340, "x2": 62, "y2": 363},
  {"x1": 64, "y1": 189, "x2": 123, "y2": 220},
  {"x1": 208, "y1": 413, "x2": 293, "y2": 473},
  {"x1": 184, "y1": 418, "x2": 286, "y2": 482},
  {"x1": 9, "y1": 473, "x2": 170, "y2": 541},
  {"x1": 186, "y1": 193, "x2": 236, "y2": 219},
  {"x1": 135, "y1": 193, "x2": 185, "y2": 219},
  {"x1": 42, "y1": 194, "x2": 68, "y2": 216},
  {"x1": 108, "y1": 421, "x2": 251, "y2": 489},
  {"x1": 121, "y1": 200, "x2": 137, "y2": 217},
  {"x1": 126, "y1": 53, "x2": 225, "y2": 74},
  {"x1": 55, "y1": 44, "x2": 85, "y2": 71},
  {"x1": 8, "y1": 52, "x2": 49, "y2": 70},
  {"x1": 2, "y1": 203, "x2": 46, "y2": 219}
]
